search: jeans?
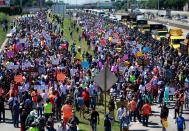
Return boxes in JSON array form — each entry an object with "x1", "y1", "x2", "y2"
[
  {"x1": 178, "y1": 129, "x2": 184, "y2": 131},
  {"x1": 130, "y1": 111, "x2": 136, "y2": 121},
  {"x1": 143, "y1": 115, "x2": 149, "y2": 126},
  {"x1": 0, "y1": 110, "x2": 5, "y2": 122},
  {"x1": 91, "y1": 97, "x2": 96, "y2": 109},
  {"x1": 13, "y1": 114, "x2": 19, "y2": 127},
  {"x1": 56, "y1": 107, "x2": 61, "y2": 120},
  {"x1": 91, "y1": 121, "x2": 97, "y2": 131},
  {"x1": 136, "y1": 110, "x2": 141, "y2": 122},
  {"x1": 120, "y1": 123, "x2": 122, "y2": 131},
  {"x1": 37, "y1": 107, "x2": 43, "y2": 117}
]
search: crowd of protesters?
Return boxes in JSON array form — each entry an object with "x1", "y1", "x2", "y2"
[{"x1": 0, "y1": 9, "x2": 188, "y2": 131}]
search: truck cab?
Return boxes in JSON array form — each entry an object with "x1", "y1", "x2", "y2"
[
  {"x1": 169, "y1": 28, "x2": 185, "y2": 49},
  {"x1": 152, "y1": 30, "x2": 168, "y2": 41}
]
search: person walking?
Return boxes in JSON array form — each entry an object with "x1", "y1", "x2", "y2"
[
  {"x1": 136, "y1": 94, "x2": 143, "y2": 122},
  {"x1": 67, "y1": 113, "x2": 79, "y2": 131},
  {"x1": 0, "y1": 96, "x2": 5, "y2": 122},
  {"x1": 12, "y1": 100, "x2": 20, "y2": 128},
  {"x1": 176, "y1": 114, "x2": 186, "y2": 131},
  {"x1": 36, "y1": 94, "x2": 43, "y2": 117},
  {"x1": 104, "y1": 113, "x2": 112, "y2": 131},
  {"x1": 90, "y1": 108, "x2": 99, "y2": 131},
  {"x1": 129, "y1": 98, "x2": 137, "y2": 122},
  {"x1": 61, "y1": 101, "x2": 73, "y2": 128},
  {"x1": 120, "y1": 111, "x2": 130, "y2": 131},
  {"x1": 82, "y1": 88, "x2": 90, "y2": 113},
  {"x1": 54, "y1": 93, "x2": 62, "y2": 121},
  {"x1": 20, "y1": 109, "x2": 28, "y2": 131},
  {"x1": 160, "y1": 104, "x2": 169, "y2": 131},
  {"x1": 43, "y1": 99, "x2": 53, "y2": 121},
  {"x1": 117, "y1": 105, "x2": 126, "y2": 131},
  {"x1": 174, "y1": 98, "x2": 180, "y2": 119},
  {"x1": 141, "y1": 101, "x2": 151, "y2": 127}
]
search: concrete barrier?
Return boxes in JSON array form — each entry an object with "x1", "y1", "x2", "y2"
[{"x1": 140, "y1": 9, "x2": 189, "y2": 16}]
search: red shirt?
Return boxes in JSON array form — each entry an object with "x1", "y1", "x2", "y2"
[
  {"x1": 129, "y1": 100, "x2": 137, "y2": 111},
  {"x1": 142, "y1": 104, "x2": 151, "y2": 116},
  {"x1": 82, "y1": 91, "x2": 89, "y2": 101}
]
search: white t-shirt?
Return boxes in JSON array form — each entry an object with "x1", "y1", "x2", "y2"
[
  {"x1": 169, "y1": 87, "x2": 175, "y2": 95},
  {"x1": 41, "y1": 92, "x2": 48, "y2": 103},
  {"x1": 60, "y1": 84, "x2": 66, "y2": 95},
  {"x1": 139, "y1": 84, "x2": 145, "y2": 93}
]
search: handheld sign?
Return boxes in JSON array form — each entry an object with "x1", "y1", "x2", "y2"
[
  {"x1": 57, "y1": 73, "x2": 65, "y2": 81},
  {"x1": 81, "y1": 61, "x2": 89, "y2": 69},
  {"x1": 14, "y1": 75, "x2": 23, "y2": 83}
]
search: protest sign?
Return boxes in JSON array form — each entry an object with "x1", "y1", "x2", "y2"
[
  {"x1": 81, "y1": 61, "x2": 89, "y2": 69},
  {"x1": 14, "y1": 75, "x2": 23, "y2": 83},
  {"x1": 57, "y1": 73, "x2": 65, "y2": 81},
  {"x1": 7, "y1": 51, "x2": 14, "y2": 58}
]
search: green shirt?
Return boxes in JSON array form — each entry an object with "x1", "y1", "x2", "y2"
[{"x1": 29, "y1": 127, "x2": 39, "y2": 131}]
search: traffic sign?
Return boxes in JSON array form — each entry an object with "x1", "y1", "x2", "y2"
[{"x1": 94, "y1": 67, "x2": 117, "y2": 91}]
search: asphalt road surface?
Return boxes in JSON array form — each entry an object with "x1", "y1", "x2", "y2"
[{"x1": 1, "y1": 101, "x2": 188, "y2": 131}]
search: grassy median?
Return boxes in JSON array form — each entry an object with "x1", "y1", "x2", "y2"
[{"x1": 62, "y1": 17, "x2": 120, "y2": 130}]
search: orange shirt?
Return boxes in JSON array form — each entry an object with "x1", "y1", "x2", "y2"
[
  {"x1": 129, "y1": 100, "x2": 137, "y2": 111},
  {"x1": 49, "y1": 94, "x2": 56, "y2": 104},
  {"x1": 61, "y1": 104, "x2": 72, "y2": 119},
  {"x1": 142, "y1": 104, "x2": 151, "y2": 116}
]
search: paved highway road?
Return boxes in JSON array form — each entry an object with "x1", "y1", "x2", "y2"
[{"x1": 1, "y1": 101, "x2": 188, "y2": 131}]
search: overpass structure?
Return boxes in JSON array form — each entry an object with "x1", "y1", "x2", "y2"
[{"x1": 66, "y1": 1, "x2": 113, "y2": 9}]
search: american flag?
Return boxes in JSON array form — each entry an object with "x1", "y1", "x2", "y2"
[{"x1": 145, "y1": 81, "x2": 153, "y2": 92}]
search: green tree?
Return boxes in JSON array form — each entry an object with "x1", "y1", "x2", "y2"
[
  {"x1": 146, "y1": 0, "x2": 188, "y2": 10},
  {"x1": 45, "y1": 0, "x2": 54, "y2": 7}
]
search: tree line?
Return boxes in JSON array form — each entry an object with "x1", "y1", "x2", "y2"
[{"x1": 111, "y1": 0, "x2": 189, "y2": 11}]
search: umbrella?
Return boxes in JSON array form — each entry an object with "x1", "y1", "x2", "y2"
[{"x1": 142, "y1": 47, "x2": 151, "y2": 53}]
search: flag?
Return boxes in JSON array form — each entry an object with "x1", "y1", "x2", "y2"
[{"x1": 145, "y1": 81, "x2": 153, "y2": 92}]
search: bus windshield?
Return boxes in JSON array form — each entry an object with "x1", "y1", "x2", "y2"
[
  {"x1": 158, "y1": 32, "x2": 167, "y2": 36},
  {"x1": 137, "y1": 20, "x2": 147, "y2": 25},
  {"x1": 150, "y1": 24, "x2": 167, "y2": 30}
]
